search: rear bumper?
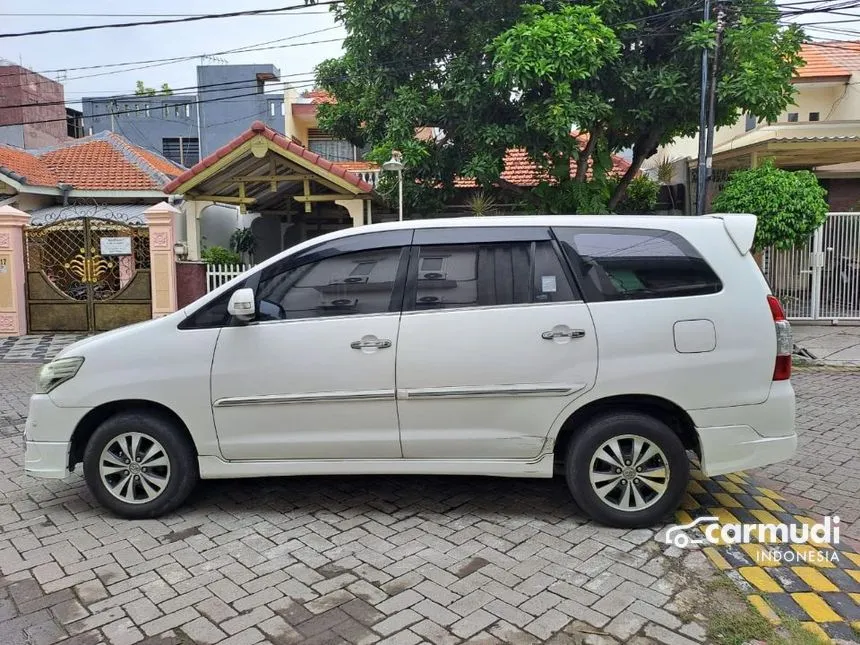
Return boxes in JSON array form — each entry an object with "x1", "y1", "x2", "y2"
[
  {"x1": 692, "y1": 380, "x2": 797, "y2": 477},
  {"x1": 696, "y1": 426, "x2": 797, "y2": 477}
]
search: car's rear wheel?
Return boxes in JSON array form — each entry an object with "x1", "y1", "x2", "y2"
[
  {"x1": 83, "y1": 412, "x2": 198, "y2": 519},
  {"x1": 565, "y1": 412, "x2": 689, "y2": 528}
]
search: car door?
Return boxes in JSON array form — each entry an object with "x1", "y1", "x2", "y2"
[
  {"x1": 395, "y1": 226, "x2": 598, "y2": 460},
  {"x1": 209, "y1": 230, "x2": 412, "y2": 461}
]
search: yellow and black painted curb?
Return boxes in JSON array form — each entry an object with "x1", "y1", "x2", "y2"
[{"x1": 678, "y1": 470, "x2": 860, "y2": 643}]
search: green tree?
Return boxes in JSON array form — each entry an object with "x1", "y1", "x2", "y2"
[
  {"x1": 711, "y1": 159, "x2": 828, "y2": 252},
  {"x1": 316, "y1": 0, "x2": 803, "y2": 213}
]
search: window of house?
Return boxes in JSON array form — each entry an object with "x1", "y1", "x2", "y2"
[
  {"x1": 174, "y1": 105, "x2": 182, "y2": 118},
  {"x1": 409, "y1": 242, "x2": 577, "y2": 310},
  {"x1": 553, "y1": 227, "x2": 722, "y2": 301},
  {"x1": 306, "y1": 128, "x2": 371, "y2": 162},
  {"x1": 143, "y1": 104, "x2": 150, "y2": 117},
  {"x1": 281, "y1": 102, "x2": 285, "y2": 116},
  {"x1": 787, "y1": 112, "x2": 799, "y2": 123},
  {"x1": 162, "y1": 137, "x2": 200, "y2": 167},
  {"x1": 745, "y1": 113, "x2": 757, "y2": 132},
  {"x1": 255, "y1": 248, "x2": 404, "y2": 321},
  {"x1": 809, "y1": 112, "x2": 820, "y2": 122},
  {"x1": 269, "y1": 102, "x2": 276, "y2": 117},
  {"x1": 185, "y1": 104, "x2": 191, "y2": 118},
  {"x1": 162, "y1": 104, "x2": 170, "y2": 118}
]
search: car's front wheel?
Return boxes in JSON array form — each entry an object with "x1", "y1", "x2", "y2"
[
  {"x1": 83, "y1": 411, "x2": 198, "y2": 519},
  {"x1": 565, "y1": 412, "x2": 689, "y2": 528}
]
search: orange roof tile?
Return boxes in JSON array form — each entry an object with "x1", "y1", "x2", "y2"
[
  {"x1": 454, "y1": 147, "x2": 631, "y2": 189},
  {"x1": 301, "y1": 89, "x2": 336, "y2": 105},
  {"x1": 332, "y1": 161, "x2": 379, "y2": 172},
  {"x1": 164, "y1": 121, "x2": 374, "y2": 194},
  {"x1": 796, "y1": 41, "x2": 860, "y2": 81},
  {"x1": 0, "y1": 132, "x2": 183, "y2": 191},
  {"x1": 0, "y1": 146, "x2": 58, "y2": 186}
]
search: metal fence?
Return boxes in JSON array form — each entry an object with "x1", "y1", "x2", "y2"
[
  {"x1": 763, "y1": 212, "x2": 860, "y2": 322},
  {"x1": 206, "y1": 264, "x2": 252, "y2": 292}
]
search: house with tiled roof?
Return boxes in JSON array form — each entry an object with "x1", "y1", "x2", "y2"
[
  {"x1": 283, "y1": 87, "x2": 631, "y2": 204},
  {"x1": 0, "y1": 131, "x2": 185, "y2": 224},
  {"x1": 655, "y1": 40, "x2": 860, "y2": 212}
]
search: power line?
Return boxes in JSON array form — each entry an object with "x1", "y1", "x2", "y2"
[
  {"x1": 0, "y1": 31, "x2": 344, "y2": 87},
  {"x1": 0, "y1": 11, "x2": 334, "y2": 17},
  {"x1": 0, "y1": 1, "x2": 342, "y2": 39},
  {"x1": 0, "y1": 26, "x2": 341, "y2": 79}
]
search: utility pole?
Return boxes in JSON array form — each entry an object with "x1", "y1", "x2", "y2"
[
  {"x1": 695, "y1": 0, "x2": 712, "y2": 216},
  {"x1": 704, "y1": 6, "x2": 726, "y2": 203}
]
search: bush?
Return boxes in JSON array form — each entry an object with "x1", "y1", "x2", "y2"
[
  {"x1": 711, "y1": 159, "x2": 828, "y2": 252},
  {"x1": 201, "y1": 246, "x2": 242, "y2": 265},
  {"x1": 613, "y1": 175, "x2": 660, "y2": 213}
]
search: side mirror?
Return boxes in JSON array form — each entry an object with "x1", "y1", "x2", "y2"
[{"x1": 227, "y1": 288, "x2": 256, "y2": 323}]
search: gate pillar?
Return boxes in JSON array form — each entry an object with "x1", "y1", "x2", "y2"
[
  {"x1": 0, "y1": 205, "x2": 30, "y2": 337},
  {"x1": 144, "y1": 202, "x2": 180, "y2": 319}
]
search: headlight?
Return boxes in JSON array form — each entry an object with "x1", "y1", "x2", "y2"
[{"x1": 36, "y1": 357, "x2": 84, "y2": 394}]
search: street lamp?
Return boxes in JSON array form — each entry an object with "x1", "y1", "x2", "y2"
[{"x1": 382, "y1": 150, "x2": 405, "y2": 222}]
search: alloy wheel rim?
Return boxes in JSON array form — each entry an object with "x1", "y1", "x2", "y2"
[
  {"x1": 99, "y1": 432, "x2": 171, "y2": 505},
  {"x1": 588, "y1": 434, "x2": 670, "y2": 512}
]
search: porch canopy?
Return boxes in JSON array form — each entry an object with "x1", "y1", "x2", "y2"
[
  {"x1": 164, "y1": 121, "x2": 373, "y2": 212},
  {"x1": 709, "y1": 122, "x2": 860, "y2": 170},
  {"x1": 163, "y1": 121, "x2": 374, "y2": 260}
]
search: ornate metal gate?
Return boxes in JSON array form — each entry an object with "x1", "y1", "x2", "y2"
[{"x1": 26, "y1": 216, "x2": 152, "y2": 332}]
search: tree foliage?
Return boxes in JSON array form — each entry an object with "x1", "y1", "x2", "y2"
[
  {"x1": 135, "y1": 81, "x2": 173, "y2": 96},
  {"x1": 711, "y1": 159, "x2": 828, "y2": 252},
  {"x1": 316, "y1": 0, "x2": 803, "y2": 214}
]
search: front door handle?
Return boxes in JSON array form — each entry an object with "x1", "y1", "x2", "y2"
[
  {"x1": 541, "y1": 329, "x2": 586, "y2": 340},
  {"x1": 351, "y1": 337, "x2": 392, "y2": 350}
]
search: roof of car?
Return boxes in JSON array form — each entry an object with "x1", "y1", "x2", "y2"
[{"x1": 350, "y1": 214, "x2": 725, "y2": 232}]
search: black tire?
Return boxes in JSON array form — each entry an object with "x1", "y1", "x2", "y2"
[
  {"x1": 565, "y1": 412, "x2": 689, "y2": 528},
  {"x1": 83, "y1": 411, "x2": 198, "y2": 519}
]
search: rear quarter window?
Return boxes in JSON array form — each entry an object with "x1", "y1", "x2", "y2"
[{"x1": 553, "y1": 227, "x2": 722, "y2": 301}]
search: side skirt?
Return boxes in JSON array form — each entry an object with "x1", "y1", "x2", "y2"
[{"x1": 197, "y1": 453, "x2": 555, "y2": 480}]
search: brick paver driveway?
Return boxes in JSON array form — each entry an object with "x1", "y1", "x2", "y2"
[
  {"x1": 755, "y1": 368, "x2": 860, "y2": 540},
  {"x1": 1, "y1": 363, "x2": 857, "y2": 645}
]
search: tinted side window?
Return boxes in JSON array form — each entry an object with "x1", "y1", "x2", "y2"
[
  {"x1": 553, "y1": 227, "x2": 722, "y2": 301},
  {"x1": 179, "y1": 283, "x2": 245, "y2": 330},
  {"x1": 256, "y1": 247, "x2": 405, "y2": 321},
  {"x1": 410, "y1": 241, "x2": 577, "y2": 310}
]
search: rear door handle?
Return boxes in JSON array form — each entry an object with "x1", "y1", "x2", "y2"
[
  {"x1": 351, "y1": 338, "x2": 392, "y2": 350},
  {"x1": 541, "y1": 329, "x2": 586, "y2": 340}
]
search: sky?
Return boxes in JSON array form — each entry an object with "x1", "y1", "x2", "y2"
[
  {"x1": 1, "y1": 1, "x2": 858, "y2": 111},
  {"x1": 0, "y1": 1, "x2": 349, "y2": 108}
]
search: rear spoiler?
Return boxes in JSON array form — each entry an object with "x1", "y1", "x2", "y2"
[{"x1": 708, "y1": 213, "x2": 757, "y2": 256}]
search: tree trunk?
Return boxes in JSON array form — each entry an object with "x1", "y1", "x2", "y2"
[
  {"x1": 575, "y1": 126, "x2": 602, "y2": 182},
  {"x1": 607, "y1": 132, "x2": 662, "y2": 211}
]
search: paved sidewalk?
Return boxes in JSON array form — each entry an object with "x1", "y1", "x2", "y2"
[
  {"x1": 794, "y1": 325, "x2": 860, "y2": 365},
  {"x1": 0, "y1": 335, "x2": 86, "y2": 363},
  {"x1": 3, "y1": 363, "x2": 860, "y2": 643},
  {"x1": 755, "y1": 367, "x2": 860, "y2": 539}
]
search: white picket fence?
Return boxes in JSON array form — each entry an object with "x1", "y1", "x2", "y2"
[{"x1": 206, "y1": 264, "x2": 252, "y2": 292}]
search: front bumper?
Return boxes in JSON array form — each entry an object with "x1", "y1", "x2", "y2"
[
  {"x1": 696, "y1": 424, "x2": 797, "y2": 477},
  {"x1": 24, "y1": 440, "x2": 72, "y2": 479},
  {"x1": 24, "y1": 394, "x2": 90, "y2": 480}
]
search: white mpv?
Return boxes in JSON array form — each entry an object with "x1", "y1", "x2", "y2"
[{"x1": 24, "y1": 215, "x2": 796, "y2": 527}]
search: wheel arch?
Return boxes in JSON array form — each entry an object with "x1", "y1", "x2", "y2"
[
  {"x1": 551, "y1": 394, "x2": 699, "y2": 466},
  {"x1": 69, "y1": 400, "x2": 197, "y2": 471}
]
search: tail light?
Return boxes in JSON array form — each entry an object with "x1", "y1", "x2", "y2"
[{"x1": 767, "y1": 295, "x2": 792, "y2": 381}]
